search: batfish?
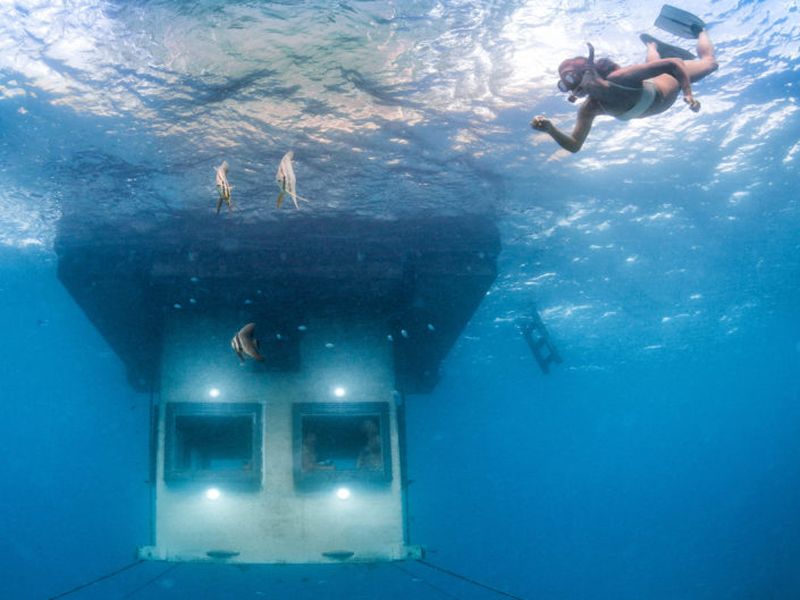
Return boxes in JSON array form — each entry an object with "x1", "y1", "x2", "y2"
[
  {"x1": 275, "y1": 150, "x2": 310, "y2": 209},
  {"x1": 215, "y1": 160, "x2": 232, "y2": 213},
  {"x1": 231, "y1": 322, "x2": 264, "y2": 362}
]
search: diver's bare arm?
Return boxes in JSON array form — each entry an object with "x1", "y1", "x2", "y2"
[{"x1": 532, "y1": 102, "x2": 596, "y2": 153}]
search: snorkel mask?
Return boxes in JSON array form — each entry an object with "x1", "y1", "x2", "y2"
[{"x1": 558, "y1": 42, "x2": 595, "y2": 103}]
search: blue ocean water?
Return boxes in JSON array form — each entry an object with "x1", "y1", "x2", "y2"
[{"x1": 1, "y1": 1, "x2": 799, "y2": 598}]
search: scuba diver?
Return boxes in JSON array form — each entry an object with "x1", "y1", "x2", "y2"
[{"x1": 531, "y1": 5, "x2": 718, "y2": 153}]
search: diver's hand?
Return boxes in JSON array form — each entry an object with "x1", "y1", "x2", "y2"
[
  {"x1": 531, "y1": 116, "x2": 552, "y2": 132},
  {"x1": 684, "y1": 96, "x2": 701, "y2": 112}
]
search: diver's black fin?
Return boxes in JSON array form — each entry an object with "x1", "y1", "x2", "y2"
[
  {"x1": 640, "y1": 34, "x2": 695, "y2": 60},
  {"x1": 655, "y1": 4, "x2": 705, "y2": 39}
]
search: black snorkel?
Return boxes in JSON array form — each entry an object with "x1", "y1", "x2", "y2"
[{"x1": 566, "y1": 42, "x2": 596, "y2": 103}]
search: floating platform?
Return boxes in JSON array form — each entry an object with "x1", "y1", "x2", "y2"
[{"x1": 54, "y1": 213, "x2": 500, "y2": 394}]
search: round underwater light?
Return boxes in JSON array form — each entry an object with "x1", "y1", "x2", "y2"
[
  {"x1": 336, "y1": 487, "x2": 351, "y2": 500},
  {"x1": 205, "y1": 488, "x2": 221, "y2": 500},
  {"x1": 208, "y1": 388, "x2": 221, "y2": 398},
  {"x1": 333, "y1": 386, "x2": 346, "y2": 398}
]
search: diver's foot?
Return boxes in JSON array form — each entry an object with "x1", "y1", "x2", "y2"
[{"x1": 640, "y1": 33, "x2": 696, "y2": 61}]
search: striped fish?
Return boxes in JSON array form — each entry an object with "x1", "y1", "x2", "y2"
[
  {"x1": 276, "y1": 151, "x2": 311, "y2": 209},
  {"x1": 231, "y1": 322, "x2": 264, "y2": 362},
  {"x1": 215, "y1": 160, "x2": 232, "y2": 213}
]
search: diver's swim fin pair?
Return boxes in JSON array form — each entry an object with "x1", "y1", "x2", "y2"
[{"x1": 641, "y1": 5, "x2": 706, "y2": 60}]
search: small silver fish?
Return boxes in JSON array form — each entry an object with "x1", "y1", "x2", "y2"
[
  {"x1": 215, "y1": 160, "x2": 232, "y2": 213},
  {"x1": 231, "y1": 322, "x2": 264, "y2": 362}
]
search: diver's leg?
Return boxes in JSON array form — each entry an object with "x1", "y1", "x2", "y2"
[
  {"x1": 683, "y1": 30, "x2": 718, "y2": 82},
  {"x1": 644, "y1": 40, "x2": 661, "y2": 62},
  {"x1": 640, "y1": 33, "x2": 694, "y2": 61},
  {"x1": 696, "y1": 30, "x2": 715, "y2": 59}
]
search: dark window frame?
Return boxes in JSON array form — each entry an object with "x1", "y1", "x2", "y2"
[
  {"x1": 164, "y1": 402, "x2": 263, "y2": 487},
  {"x1": 293, "y1": 402, "x2": 392, "y2": 491}
]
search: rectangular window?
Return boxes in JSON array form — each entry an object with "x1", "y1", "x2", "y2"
[
  {"x1": 293, "y1": 402, "x2": 391, "y2": 490},
  {"x1": 164, "y1": 403, "x2": 262, "y2": 487}
]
